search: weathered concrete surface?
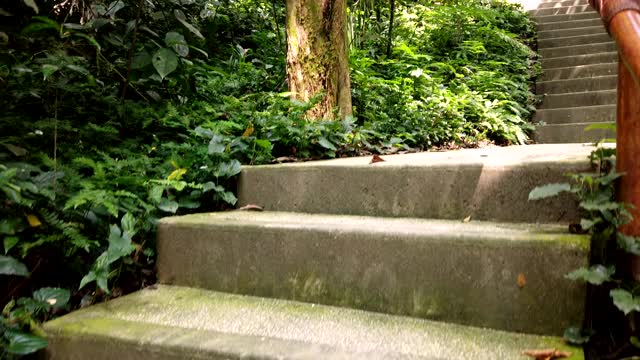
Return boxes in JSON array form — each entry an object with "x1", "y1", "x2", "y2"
[
  {"x1": 537, "y1": 18, "x2": 602, "y2": 31},
  {"x1": 534, "y1": 105, "x2": 615, "y2": 124},
  {"x1": 542, "y1": 63, "x2": 617, "y2": 81},
  {"x1": 535, "y1": 122, "x2": 615, "y2": 143},
  {"x1": 237, "y1": 145, "x2": 593, "y2": 224},
  {"x1": 43, "y1": 286, "x2": 584, "y2": 360},
  {"x1": 538, "y1": 33, "x2": 611, "y2": 49},
  {"x1": 157, "y1": 212, "x2": 589, "y2": 335},
  {"x1": 542, "y1": 52, "x2": 617, "y2": 69},
  {"x1": 529, "y1": 4, "x2": 592, "y2": 16},
  {"x1": 534, "y1": 12, "x2": 600, "y2": 24},
  {"x1": 536, "y1": 75, "x2": 617, "y2": 94},
  {"x1": 539, "y1": 42, "x2": 616, "y2": 58},
  {"x1": 539, "y1": 25, "x2": 606, "y2": 40},
  {"x1": 540, "y1": 89, "x2": 616, "y2": 108}
]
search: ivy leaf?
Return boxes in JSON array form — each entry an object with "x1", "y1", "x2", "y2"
[
  {"x1": 610, "y1": 289, "x2": 640, "y2": 315},
  {"x1": 528, "y1": 183, "x2": 571, "y2": 201},
  {"x1": 0, "y1": 255, "x2": 29, "y2": 276},
  {"x1": 565, "y1": 265, "x2": 614, "y2": 285},
  {"x1": 563, "y1": 326, "x2": 594, "y2": 345},
  {"x1": 105, "y1": 0, "x2": 126, "y2": 18},
  {"x1": 6, "y1": 332, "x2": 48, "y2": 355},
  {"x1": 33, "y1": 287, "x2": 70, "y2": 309},
  {"x1": 215, "y1": 160, "x2": 242, "y2": 178},
  {"x1": 165, "y1": 31, "x2": 188, "y2": 57},
  {"x1": 174, "y1": 10, "x2": 204, "y2": 39},
  {"x1": 152, "y1": 48, "x2": 178, "y2": 80}
]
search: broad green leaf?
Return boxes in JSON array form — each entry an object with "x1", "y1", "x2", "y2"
[
  {"x1": 563, "y1": 326, "x2": 594, "y2": 345},
  {"x1": 120, "y1": 212, "x2": 136, "y2": 236},
  {"x1": 208, "y1": 134, "x2": 226, "y2": 154},
  {"x1": 33, "y1": 287, "x2": 70, "y2": 308},
  {"x1": 580, "y1": 200, "x2": 621, "y2": 212},
  {"x1": 617, "y1": 232, "x2": 640, "y2": 255},
  {"x1": 41, "y1": 64, "x2": 60, "y2": 80},
  {"x1": 318, "y1": 137, "x2": 337, "y2": 151},
  {"x1": 158, "y1": 198, "x2": 179, "y2": 213},
  {"x1": 4, "y1": 236, "x2": 18, "y2": 254},
  {"x1": 215, "y1": 160, "x2": 242, "y2": 178},
  {"x1": 254, "y1": 139, "x2": 272, "y2": 150},
  {"x1": 174, "y1": 10, "x2": 204, "y2": 39},
  {"x1": 79, "y1": 271, "x2": 96, "y2": 290},
  {"x1": 6, "y1": 333, "x2": 48, "y2": 355},
  {"x1": 611, "y1": 289, "x2": 640, "y2": 315},
  {"x1": 22, "y1": 0, "x2": 39, "y2": 13},
  {"x1": 105, "y1": 0, "x2": 126, "y2": 18},
  {"x1": 106, "y1": 224, "x2": 135, "y2": 263},
  {"x1": 220, "y1": 191, "x2": 237, "y2": 205},
  {"x1": 132, "y1": 51, "x2": 151, "y2": 69},
  {"x1": 202, "y1": 182, "x2": 224, "y2": 193},
  {"x1": 565, "y1": 265, "x2": 614, "y2": 285},
  {"x1": 528, "y1": 183, "x2": 571, "y2": 200},
  {"x1": 0, "y1": 255, "x2": 28, "y2": 276},
  {"x1": 165, "y1": 31, "x2": 188, "y2": 57},
  {"x1": 22, "y1": 17, "x2": 60, "y2": 34},
  {"x1": 152, "y1": 48, "x2": 178, "y2": 80},
  {"x1": 580, "y1": 218, "x2": 600, "y2": 231},
  {"x1": 149, "y1": 185, "x2": 164, "y2": 204}
]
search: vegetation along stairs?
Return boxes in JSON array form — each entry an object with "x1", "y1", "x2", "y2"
[
  {"x1": 530, "y1": 0, "x2": 617, "y2": 143},
  {"x1": 42, "y1": 141, "x2": 594, "y2": 359}
]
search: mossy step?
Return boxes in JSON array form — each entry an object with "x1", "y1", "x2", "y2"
[
  {"x1": 43, "y1": 286, "x2": 585, "y2": 360},
  {"x1": 237, "y1": 144, "x2": 595, "y2": 224},
  {"x1": 157, "y1": 211, "x2": 589, "y2": 335}
]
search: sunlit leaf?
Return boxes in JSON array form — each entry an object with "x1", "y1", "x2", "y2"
[
  {"x1": 33, "y1": 287, "x2": 70, "y2": 308},
  {"x1": 565, "y1": 265, "x2": 614, "y2": 285},
  {"x1": 165, "y1": 31, "x2": 188, "y2": 57},
  {"x1": 6, "y1": 333, "x2": 48, "y2": 355},
  {"x1": 152, "y1": 48, "x2": 178, "y2": 80},
  {"x1": 174, "y1": 9, "x2": 204, "y2": 39},
  {"x1": 611, "y1": 289, "x2": 640, "y2": 315},
  {"x1": 528, "y1": 183, "x2": 571, "y2": 200},
  {"x1": 563, "y1": 327, "x2": 593, "y2": 345}
]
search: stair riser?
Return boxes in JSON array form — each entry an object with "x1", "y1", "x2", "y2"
[
  {"x1": 543, "y1": 52, "x2": 618, "y2": 68},
  {"x1": 537, "y1": 0, "x2": 590, "y2": 7},
  {"x1": 535, "y1": 12, "x2": 601, "y2": 23},
  {"x1": 540, "y1": 90, "x2": 616, "y2": 108},
  {"x1": 534, "y1": 105, "x2": 616, "y2": 124},
  {"x1": 237, "y1": 163, "x2": 584, "y2": 224},
  {"x1": 542, "y1": 63, "x2": 617, "y2": 80},
  {"x1": 535, "y1": 122, "x2": 615, "y2": 143},
  {"x1": 157, "y1": 218, "x2": 589, "y2": 335},
  {"x1": 539, "y1": 26, "x2": 606, "y2": 40},
  {"x1": 537, "y1": 18, "x2": 602, "y2": 31},
  {"x1": 539, "y1": 33, "x2": 611, "y2": 48},
  {"x1": 529, "y1": 5, "x2": 593, "y2": 16},
  {"x1": 539, "y1": 42, "x2": 616, "y2": 58},
  {"x1": 537, "y1": 76, "x2": 617, "y2": 94}
]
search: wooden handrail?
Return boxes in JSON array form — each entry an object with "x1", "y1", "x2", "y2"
[{"x1": 589, "y1": 0, "x2": 640, "y2": 237}]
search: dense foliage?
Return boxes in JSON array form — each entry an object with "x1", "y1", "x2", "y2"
[{"x1": 0, "y1": 0, "x2": 538, "y2": 356}]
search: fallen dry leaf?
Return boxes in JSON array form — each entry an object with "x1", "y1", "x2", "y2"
[
  {"x1": 370, "y1": 154, "x2": 385, "y2": 164},
  {"x1": 463, "y1": 216, "x2": 471, "y2": 223},
  {"x1": 523, "y1": 349, "x2": 571, "y2": 360},
  {"x1": 237, "y1": 204, "x2": 264, "y2": 211},
  {"x1": 517, "y1": 273, "x2": 526, "y2": 288}
]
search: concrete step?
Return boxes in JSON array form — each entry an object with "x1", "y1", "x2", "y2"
[
  {"x1": 537, "y1": 75, "x2": 617, "y2": 94},
  {"x1": 535, "y1": 122, "x2": 615, "y2": 143},
  {"x1": 539, "y1": 25, "x2": 606, "y2": 40},
  {"x1": 536, "y1": 0, "x2": 590, "y2": 8},
  {"x1": 529, "y1": 4, "x2": 593, "y2": 16},
  {"x1": 542, "y1": 63, "x2": 617, "y2": 81},
  {"x1": 542, "y1": 52, "x2": 618, "y2": 69},
  {"x1": 538, "y1": 33, "x2": 611, "y2": 49},
  {"x1": 237, "y1": 145, "x2": 595, "y2": 223},
  {"x1": 534, "y1": 104, "x2": 616, "y2": 124},
  {"x1": 534, "y1": 12, "x2": 600, "y2": 24},
  {"x1": 539, "y1": 41, "x2": 616, "y2": 59},
  {"x1": 539, "y1": 89, "x2": 616, "y2": 108},
  {"x1": 537, "y1": 17, "x2": 602, "y2": 31},
  {"x1": 43, "y1": 286, "x2": 584, "y2": 360},
  {"x1": 156, "y1": 212, "x2": 589, "y2": 335}
]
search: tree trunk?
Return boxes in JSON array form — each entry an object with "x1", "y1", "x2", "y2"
[{"x1": 285, "y1": 0, "x2": 352, "y2": 120}]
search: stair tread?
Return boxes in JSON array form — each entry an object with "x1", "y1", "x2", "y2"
[{"x1": 44, "y1": 285, "x2": 583, "y2": 360}]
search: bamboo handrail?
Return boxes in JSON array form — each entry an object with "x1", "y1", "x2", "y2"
[{"x1": 589, "y1": 0, "x2": 640, "y2": 237}]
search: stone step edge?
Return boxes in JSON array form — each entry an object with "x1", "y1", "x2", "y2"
[
  {"x1": 541, "y1": 53, "x2": 618, "y2": 69},
  {"x1": 541, "y1": 62, "x2": 618, "y2": 73},
  {"x1": 538, "y1": 34, "x2": 612, "y2": 50},
  {"x1": 538, "y1": 25, "x2": 606, "y2": 39},
  {"x1": 540, "y1": 43, "x2": 617, "y2": 59},
  {"x1": 43, "y1": 285, "x2": 584, "y2": 360}
]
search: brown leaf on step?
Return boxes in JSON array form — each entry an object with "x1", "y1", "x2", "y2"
[
  {"x1": 274, "y1": 156, "x2": 298, "y2": 163},
  {"x1": 523, "y1": 349, "x2": 571, "y2": 360},
  {"x1": 370, "y1": 154, "x2": 385, "y2": 164},
  {"x1": 463, "y1": 216, "x2": 471, "y2": 223},
  {"x1": 237, "y1": 204, "x2": 264, "y2": 211},
  {"x1": 517, "y1": 273, "x2": 526, "y2": 288}
]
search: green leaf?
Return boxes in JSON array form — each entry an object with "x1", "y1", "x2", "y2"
[
  {"x1": 318, "y1": 137, "x2": 337, "y2": 151},
  {"x1": 158, "y1": 198, "x2": 179, "y2": 213},
  {"x1": 565, "y1": 265, "x2": 614, "y2": 285},
  {"x1": 22, "y1": 17, "x2": 60, "y2": 34},
  {"x1": 79, "y1": 271, "x2": 96, "y2": 290},
  {"x1": 220, "y1": 191, "x2": 237, "y2": 205},
  {"x1": 580, "y1": 200, "x2": 621, "y2": 212},
  {"x1": 528, "y1": 183, "x2": 571, "y2": 200},
  {"x1": 106, "y1": 224, "x2": 135, "y2": 263},
  {"x1": 208, "y1": 134, "x2": 226, "y2": 154},
  {"x1": 152, "y1": 48, "x2": 178, "y2": 80},
  {"x1": 4, "y1": 236, "x2": 18, "y2": 254},
  {"x1": 105, "y1": 0, "x2": 126, "y2": 18},
  {"x1": 174, "y1": 10, "x2": 204, "y2": 39},
  {"x1": 611, "y1": 289, "x2": 640, "y2": 315},
  {"x1": 165, "y1": 31, "x2": 188, "y2": 57},
  {"x1": 120, "y1": 213, "x2": 136, "y2": 236},
  {"x1": 33, "y1": 287, "x2": 70, "y2": 308},
  {"x1": 580, "y1": 218, "x2": 600, "y2": 231},
  {"x1": 22, "y1": 0, "x2": 39, "y2": 13},
  {"x1": 617, "y1": 232, "x2": 640, "y2": 255},
  {"x1": 0, "y1": 255, "x2": 29, "y2": 276},
  {"x1": 132, "y1": 51, "x2": 151, "y2": 69},
  {"x1": 254, "y1": 139, "x2": 272, "y2": 150},
  {"x1": 563, "y1": 326, "x2": 594, "y2": 345},
  {"x1": 41, "y1": 64, "x2": 60, "y2": 80},
  {"x1": 216, "y1": 160, "x2": 242, "y2": 178},
  {"x1": 149, "y1": 185, "x2": 164, "y2": 204},
  {"x1": 6, "y1": 333, "x2": 48, "y2": 355}
]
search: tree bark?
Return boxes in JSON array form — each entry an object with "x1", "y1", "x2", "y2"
[{"x1": 285, "y1": 0, "x2": 352, "y2": 120}]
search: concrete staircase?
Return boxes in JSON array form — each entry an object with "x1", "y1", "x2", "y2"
[
  {"x1": 530, "y1": 0, "x2": 618, "y2": 143},
  {"x1": 43, "y1": 145, "x2": 593, "y2": 359}
]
